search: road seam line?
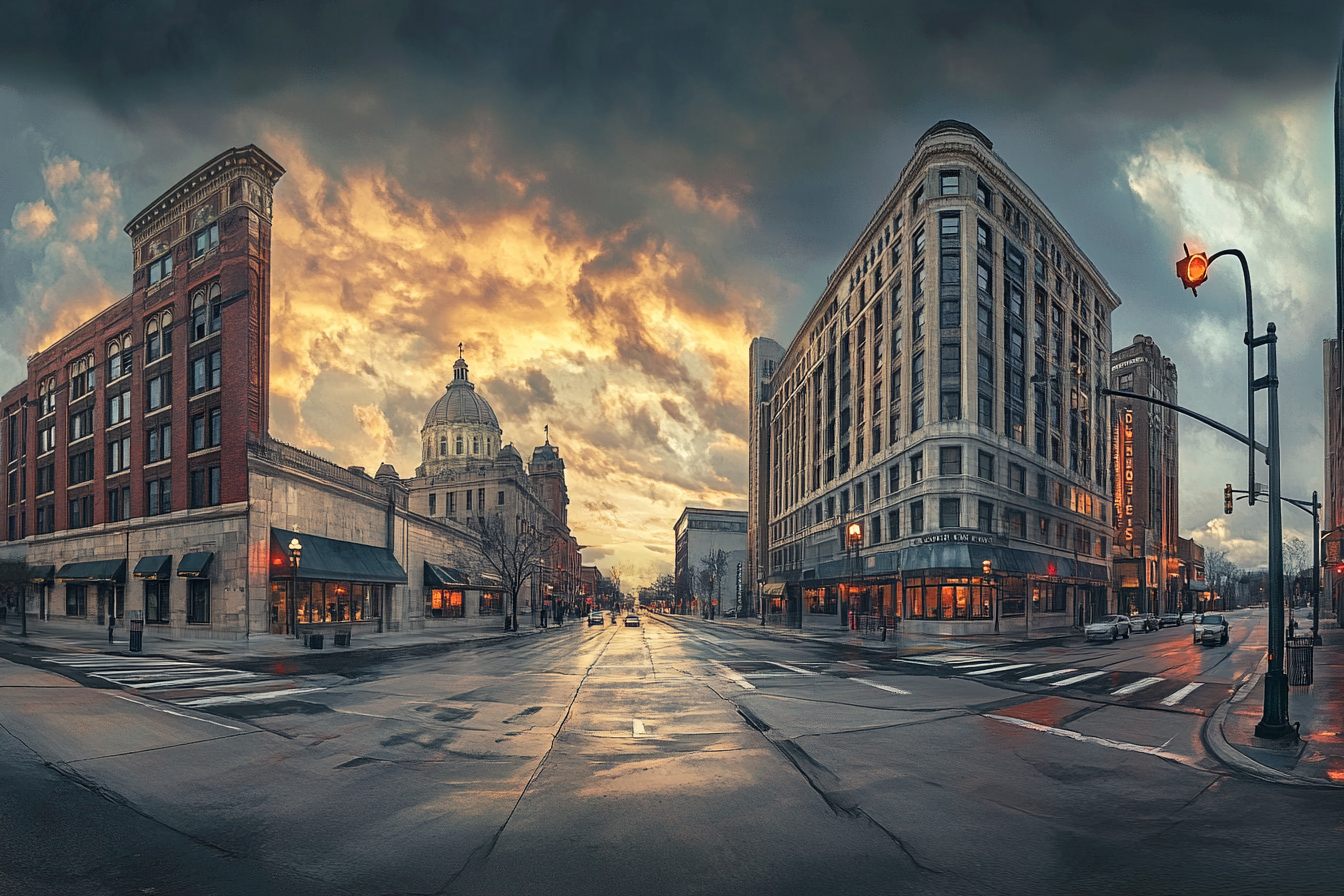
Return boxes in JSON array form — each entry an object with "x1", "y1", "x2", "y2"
[
  {"x1": 985, "y1": 714, "x2": 1195, "y2": 765},
  {"x1": 106, "y1": 693, "x2": 243, "y2": 730}
]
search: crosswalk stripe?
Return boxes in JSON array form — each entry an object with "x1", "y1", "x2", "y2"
[
  {"x1": 1160, "y1": 683, "x2": 1204, "y2": 706},
  {"x1": 711, "y1": 661, "x2": 755, "y2": 690},
  {"x1": 966, "y1": 663, "x2": 1036, "y2": 676},
  {"x1": 1049, "y1": 671, "x2": 1108, "y2": 688},
  {"x1": 947, "y1": 660, "x2": 1005, "y2": 668},
  {"x1": 851, "y1": 678, "x2": 911, "y2": 695},
  {"x1": 121, "y1": 673, "x2": 259, "y2": 690},
  {"x1": 769, "y1": 662, "x2": 817, "y2": 675},
  {"x1": 1020, "y1": 668, "x2": 1077, "y2": 681},
  {"x1": 176, "y1": 687, "x2": 327, "y2": 708},
  {"x1": 1111, "y1": 677, "x2": 1164, "y2": 696}
]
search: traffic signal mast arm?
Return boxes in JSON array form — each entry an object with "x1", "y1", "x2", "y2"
[{"x1": 1102, "y1": 388, "x2": 1267, "y2": 457}]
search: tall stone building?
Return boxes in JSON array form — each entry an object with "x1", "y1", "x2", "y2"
[
  {"x1": 1109, "y1": 335, "x2": 1181, "y2": 615},
  {"x1": 750, "y1": 121, "x2": 1119, "y2": 635}
]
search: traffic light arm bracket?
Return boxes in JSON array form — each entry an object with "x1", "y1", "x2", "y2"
[{"x1": 1102, "y1": 388, "x2": 1267, "y2": 457}]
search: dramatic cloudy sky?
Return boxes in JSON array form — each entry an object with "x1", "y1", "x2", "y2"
[{"x1": 2, "y1": 1, "x2": 1342, "y2": 582}]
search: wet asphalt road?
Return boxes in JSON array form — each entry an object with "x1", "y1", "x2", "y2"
[{"x1": 1, "y1": 609, "x2": 1341, "y2": 896}]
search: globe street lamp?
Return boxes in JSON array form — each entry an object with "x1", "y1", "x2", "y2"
[{"x1": 1177, "y1": 245, "x2": 1293, "y2": 739}]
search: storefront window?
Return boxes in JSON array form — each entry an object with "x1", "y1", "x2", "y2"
[
  {"x1": 479, "y1": 592, "x2": 503, "y2": 615},
  {"x1": 804, "y1": 586, "x2": 837, "y2": 615},
  {"x1": 426, "y1": 588, "x2": 464, "y2": 618}
]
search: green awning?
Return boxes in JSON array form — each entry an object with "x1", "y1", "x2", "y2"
[
  {"x1": 177, "y1": 552, "x2": 214, "y2": 578},
  {"x1": 55, "y1": 559, "x2": 126, "y2": 583},
  {"x1": 271, "y1": 528, "x2": 407, "y2": 585},
  {"x1": 134, "y1": 555, "x2": 173, "y2": 580},
  {"x1": 424, "y1": 562, "x2": 469, "y2": 587},
  {"x1": 29, "y1": 565, "x2": 54, "y2": 584}
]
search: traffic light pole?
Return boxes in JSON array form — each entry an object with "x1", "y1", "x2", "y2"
[{"x1": 1175, "y1": 245, "x2": 1292, "y2": 740}]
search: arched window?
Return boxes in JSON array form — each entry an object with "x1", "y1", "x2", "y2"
[
  {"x1": 208, "y1": 283, "x2": 221, "y2": 334},
  {"x1": 472, "y1": 436, "x2": 479, "y2": 454},
  {"x1": 192, "y1": 292, "x2": 208, "y2": 340},
  {"x1": 146, "y1": 319, "x2": 161, "y2": 362},
  {"x1": 455, "y1": 435, "x2": 464, "y2": 455},
  {"x1": 439, "y1": 436, "x2": 447, "y2": 457}
]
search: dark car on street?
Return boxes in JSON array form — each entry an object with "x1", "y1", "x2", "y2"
[{"x1": 1159, "y1": 612, "x2": 1182, "y2": 627}]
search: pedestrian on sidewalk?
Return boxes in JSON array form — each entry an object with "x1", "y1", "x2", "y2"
[{"x1": 108, "y1": 613, "x2": 115, "y2": 644}]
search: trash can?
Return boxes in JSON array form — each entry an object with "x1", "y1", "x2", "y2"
[
  {"x1": 129, "y1": 619, "x2": 144, "y2": 653},
  {"x1": 334, "y1": 631, "x2": 350, "y2": 647},
  {"x1": 1286, "y1": 634, "x2": 1314, "y2": 686},
  {"x1": 309, "y1": 633, "x2": 324, "y2": 650}
]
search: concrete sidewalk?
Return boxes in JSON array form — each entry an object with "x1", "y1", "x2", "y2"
[
  {"x1": 0, "y1": 614, "x2": 572, "y2": 660},
  {"x1": 662, "y1": 611, "x2": 1344, "y2": 789},
  {"x1": 1205, "y1": 623, "x2": 1344, "y2": 788}
]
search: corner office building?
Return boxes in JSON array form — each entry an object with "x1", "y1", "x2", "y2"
[
  {"x1": 751, "y1": 121, "x2": 1118, "y2": 635},
  {"x1": 1, "y1": 146, "x2": 580, "y2": 640}
]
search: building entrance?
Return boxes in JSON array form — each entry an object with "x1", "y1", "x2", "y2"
[{"x1": 269, "y1": 581, "x2": 290, "y2": 634}]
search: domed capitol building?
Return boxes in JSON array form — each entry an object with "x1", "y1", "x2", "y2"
[{"x1": 0, "y1": 145, "x2": 585, "y2": 641}]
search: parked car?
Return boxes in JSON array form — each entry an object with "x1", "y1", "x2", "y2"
[
  {"x1": 1129, "y1": 613, "x2": 1159, "y2": 632},
  {"x1": 1085, "y1": 615, "x2": 1131, "y2": 641},
  {"x1": 1159, "y1": 612, "x2": 1182, "y2": 627},
  {"x1": 1180, "y1": 611, "x2": 1201, "y2": 625},
  {"x1": 624, "y1": 613, "x2": 641, "y2": 627},
  {"x1": 1194, "y1": 613, "x2": 1229, "y2": 646},
  {"x1": 588, "y1": 610, "x2": 604, "y2": 626}
]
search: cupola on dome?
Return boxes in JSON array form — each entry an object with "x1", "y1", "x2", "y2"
[{"x1": 425, "y1": 357, "x2": 499, "y2": 429}]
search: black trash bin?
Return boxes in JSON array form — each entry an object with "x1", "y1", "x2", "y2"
[
  {"x1": 309, "y1": 633, "x2": 324, "y2": 650},
  {"x1": 1286, "y1": 634, "x2": 1314, "y2": 686},
  {"x1": 129, "y1": 619, "x2": 144, "y2": 653}
]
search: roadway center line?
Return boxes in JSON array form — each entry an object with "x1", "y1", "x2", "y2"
[
  {"x1": 1160, "y1": 682, "x2": 1204, "y2": 706},
  {"x1": 1019, "y1": 668, "x2": 1077, "y2": 681},
  {"x1": 966, "y1": 663, "x2": 1036, "y2": 676},
  {"x1": 851, "y1": 678, "x2": 911, "y2": 695},
  {"x1": 107, "y1": 693, "x2": 242, "y2": 730},
  {"x1": 769, "y1": 662, "x2": 818, "y2": 675},
  {"x1": 985, "y1": 714, "x2": 1195, "y2": 765},
  {"x1": 1111, "y1": 677, "x2": 1164, "y2": 696},
  {"x1": 1049, "y1": 670, "x2": 1108, "y2": 688}
]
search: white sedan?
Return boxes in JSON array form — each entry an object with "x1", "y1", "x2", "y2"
[{"x1": 1085, "y1": 615, "x2": 1131, "y2": 641}]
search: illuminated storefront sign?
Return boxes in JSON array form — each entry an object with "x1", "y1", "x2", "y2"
[{"x1": 1114, "y1": 408, "x2": 1134, "y2": 544}]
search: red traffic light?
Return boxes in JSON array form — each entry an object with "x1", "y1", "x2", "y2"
[{"x1": 1176, "y1": 243, "x2": 1209, "y2": 295}]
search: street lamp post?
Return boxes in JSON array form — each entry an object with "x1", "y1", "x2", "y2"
[
  {"x1": 1177, "y1": 245, "x2": 1293, "y2": 739},
  {"x1": 288, "y1": 538, "x2": 302, "y2": 638}
]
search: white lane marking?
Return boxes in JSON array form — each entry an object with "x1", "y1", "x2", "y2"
[
  {"x1": 769, "y1": 662, "x2": 818, "y2": 675},
  {"x1": 1049, "y1": 671, "x2": 1108, "y2": 688},
  {"x1": 697, "y1": 635, "x2": 724, "y2": 645},
  {"x1": 895, "y1": 658, "x2": 941, "y2": 666},
  {"x1": 1231, "y1": 674, "x2": 1261, "y2": 704},
  {"x1": 985, "y1": 714, "x2": 1194, "y2": 764},
  {"x1": 176, "y1": 687, "x2": 327, "y2": 708},
  {"x1": 851, "y1": 678, "x2": 911, "y2": 695},
  {"x1": 632, "y1": 719, "x2": 646, "y2": 736},
  {"x1": 1160, "y1": 683, "x2": 1204, "y2": 706},
  {"x1": 947, "y1": 660, "x2": 1007, "y2": 669},
  {"x1": 107, "y1": 693, "x2": 243, "y2": 730},
  {"x1": 928, "y1": 655, "x2": 992, "y2": 663},
  {"x1": 1111, "y1": 677, "x2": 1165, "y2": 696},
  {"x1": 117, "y1": 673, "x2": 260, "y2": 689},
  {"x1": 46, "y1": 658, "x2": 199, "y2": 667},
  {"x1": 710, "y1": 662, "x2": 755, "y2": 690},
  {"x1": 90, "y1": 668, "x2": 236, "y2": 680},
  {"x1": 966, "y1": 663, "x2": 1036, "y2": 676},
  {"x1": 1019, "y1": 668, "x2": 1077, "y2": 681}
]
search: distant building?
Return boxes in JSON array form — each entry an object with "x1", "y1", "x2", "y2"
[
  {"x1": 746, "y1": 337, "x2": 784, "y2": 617},
  {"x1": 674, "y1": 507, "x2": 747, "y2": 616},
  {"x1": 750, "y1": 120, "x2": 1119, "y2": 635}
]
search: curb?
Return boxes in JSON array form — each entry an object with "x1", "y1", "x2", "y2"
[{"x1": 1201, "y1": 700, "x2": 1342, "y2": 789}]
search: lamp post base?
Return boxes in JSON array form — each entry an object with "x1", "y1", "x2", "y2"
[{"x1": 1253, "y1": 671, "x2": 1296, "y2": 740}]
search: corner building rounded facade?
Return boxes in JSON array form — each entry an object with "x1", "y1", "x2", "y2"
[{"x1": 756, "y1": 121, "x2": 1120, "y2": 635}]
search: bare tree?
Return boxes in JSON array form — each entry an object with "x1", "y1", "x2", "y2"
[
  {"x1": 1283, "y1": 537, "x2": 1308, "y2": 578},
  {"x1": 469, "y1": 515, "x2": 554, "y2": 632},
  {"x1": 699, "y1": 549, "x2": 728, "y2": 617},
  {"x1": 1204, "y1": 550, "x2": 1240, "y2": 609}
]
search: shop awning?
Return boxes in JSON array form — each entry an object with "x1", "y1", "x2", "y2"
[
  {"x1": 177, "y1": 552, "x2": 214, "y2": 578},
  {"x1": 424, "y1": 562, "x2": 469, "y2": 587},
  {"x1": 28, "y1": 565, "x2": 54, "y2": 584},
  {"x1": 762, "y1": 582, "x2": 785, "y2": 596},
  {"x1": 134, "y1": 555, "x2": 173, "y2": 580},
  {"x1": 55, "y1": 559, "x2": 126, "y2": 583},
  {"x1": 271, "y1": 528, "x2": 408, "y2": 584}
]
